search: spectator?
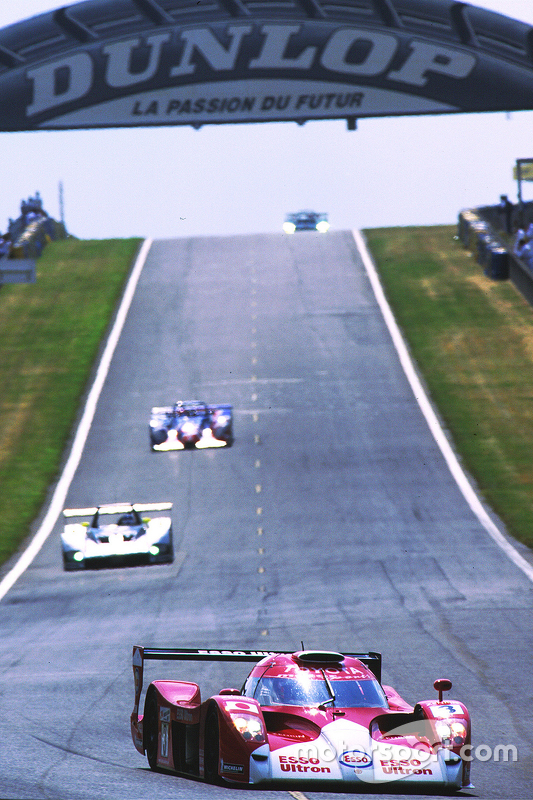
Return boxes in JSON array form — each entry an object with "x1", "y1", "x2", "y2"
[
  {"x1": 0, "y1": 233, "x2": 11, "y2": 258},
  {"x1": 499, "y1": 194, "x2": 513, "y2": 234},
  {"x1": 514, "y1": 232, "x2": 533, "y2": 270}
]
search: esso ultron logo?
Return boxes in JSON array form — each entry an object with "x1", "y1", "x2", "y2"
[{"x1": 340, "y1": 750, "x2": 372, "y2": 769}]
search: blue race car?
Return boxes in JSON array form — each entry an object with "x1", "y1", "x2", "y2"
[
  {"x1": 149, "y1": 401, "x2": 233, "y2": 451},
  {"x1": 283, "y1": 210, "x2": 329, "y2": 233}
]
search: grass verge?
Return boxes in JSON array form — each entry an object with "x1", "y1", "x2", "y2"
[
  {"x1": 364, "y1": 225, "x2": 533, "y2": 551},
  {"x1": 0, "y1": 237, "x2": 141, "y2": 567}
]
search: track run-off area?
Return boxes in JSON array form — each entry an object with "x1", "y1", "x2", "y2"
[{"x1": 0, "y1": 231, "x2": 532, "y2": 800}]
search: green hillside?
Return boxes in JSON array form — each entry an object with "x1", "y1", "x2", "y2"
[
  {"x1": 0, "y1": 237, "x2": 141, "y2": 567},
  {"x1": 365, "y1": 225, "x2": 533, "y2": 550}
]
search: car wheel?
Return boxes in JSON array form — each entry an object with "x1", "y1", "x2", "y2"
[
  {"x1": 144, "y1": 690, "x2": 159, "y2": 770},
  {"x1": 204, "y1": 707, "x2": 221, "y2": 784},
  {"x1": 63, "y1": 554, "x2": 83, "y2": 570},
  {"x1": 151, "y1": 428, "x2": 168, "y2": 446},
  {"x1": 166, "y1": 530, "x2": 174, "y2": 563}
]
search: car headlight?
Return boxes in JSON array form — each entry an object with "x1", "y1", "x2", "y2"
[
  {"x1": 435, "y1": 720, "x2": 467, "y2": 747},
  {"x1": 149, "y1": 545, "x2": 160, "y2": 556},
  {"x1": 229, "y1": 712, "x2": 266, "y2": 743},
  {"x1": 449, "y1": 721, "x2": 467, "y2": 745},
  {"x1": 73, "y1": 551, "x2": 84, "y2": 562},
  {"x1": 283, "y1": 222, "x2": 296, "y2": 234},
  {"x1": 316, "y1": 220, "x2": 330, "y2": 233}
]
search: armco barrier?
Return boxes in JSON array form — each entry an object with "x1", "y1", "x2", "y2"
[
  {"x1": 457, "y1": 208, "x2": 533, "y2": 295},
  {"x1": 475, "y1": 199, "x2": 533, "y2": 304},
  {"x1": 506, "y1": 254, "x2": 533, "y2": 307},
  {"x1": 485, "y1": 247, "x2": 510, "y2": 281},
  {"x1": 458, "y1": 209, "x2": 509, "y2": 279}
]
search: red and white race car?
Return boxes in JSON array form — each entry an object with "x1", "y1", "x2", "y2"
[{"x1": 130, "y1": 646, "x2": 472, "y2": 790}]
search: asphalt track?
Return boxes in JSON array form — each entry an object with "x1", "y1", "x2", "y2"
[{"x1": 1, "y1": 231, "x2": 532, "y2": 800}]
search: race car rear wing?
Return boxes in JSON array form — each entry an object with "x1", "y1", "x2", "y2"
[
  {"x1": 63, "y1": 502, "x2": 172, "y2": 518},
  {"x1": 151, "y1": 402, "x2": 232, "y2": 414},
  {"x1": 131, "y1": 646, "x2": 382, "y2": 720}
]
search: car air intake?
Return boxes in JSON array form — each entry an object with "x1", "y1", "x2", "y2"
[{"x1": 295, "y1": 651, "x2": 345, "y2": 664}]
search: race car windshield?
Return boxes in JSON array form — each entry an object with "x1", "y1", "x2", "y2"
[{"x1": 251, "y1": 676, "x2": 388, "y2": 708}]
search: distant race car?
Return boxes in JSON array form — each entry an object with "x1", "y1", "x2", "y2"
[
  {"x1": 149, "y1": 401, "x2": 233, "y2": 451},
  {"x1": 130, "y1": 646, "x2": 472, "y2": 791},
  {"x1": 61, "y1": 502, "x2": 173, "y2": 570},
  {"x1": 283, "y1": 211, "x2": 329, "y2": 234}
]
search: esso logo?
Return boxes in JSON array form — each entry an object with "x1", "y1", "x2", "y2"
[{"x1": 340, "y1": 750, "x2": 372, "y2": 769}]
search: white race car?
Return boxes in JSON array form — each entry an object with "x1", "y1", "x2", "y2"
[{"x1": 61, "y1": 502, "x2": 173, "y2": 570}]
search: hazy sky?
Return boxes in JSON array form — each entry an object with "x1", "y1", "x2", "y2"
[{"x1": 1, "y1": 1, "x2": 533, "y2": 240}]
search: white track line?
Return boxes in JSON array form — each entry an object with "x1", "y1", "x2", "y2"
[
  {"x1": 0, "y1": 238, "x2": 153, "y2": 602},
  {"x1": 352, "y1": 229, "x2": 533, "y2": 585}
]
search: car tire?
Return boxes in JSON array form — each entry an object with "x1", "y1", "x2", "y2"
[
  {"x1": 151, "y1": 428, "x2": 168, "y2": 446},
  {"x1": 203, "y1": 707, "x2": 221, "y2": 784},
  {"x1": 144, "y1": 690, "x2": 159, "y2": 771},
  {"x1": 166, "y1": 529, "x2": 174, "y2": 563},
  {"x1": 63, "y1": 554, "x2": 83, "y2": 571}
]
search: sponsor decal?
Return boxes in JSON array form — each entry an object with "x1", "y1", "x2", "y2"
[
  {"x1": 132, "y1": 89, "x2": 364, "y2": 116},
  {"x1": 25, "y1": 23, "x2": 477, "y2": 116},
  {"x1": 223, "y1": 699, "x2": 259, "y2": 714},
  {"x1": 159, "y1": 707, "x2": 170, "y2": 722},
  {"x1": 379, "y1": 758, "x2": 432, "y2": 777},
  {"x1": 297, "y1": 664, "x2": 370, "y2": 679},
  {"x1": 161, "y1": 722, "x2": 169, "y2": 759},
  {"x1": 340, "y1": 749, "x2": 373, "y2": 769},
  {"x1": 428, "y1": 703, "x2": 464, "y2": 718},
  {"x1": 198, "y1": 650, "x2": 275, "y2": 656},
  {"x1": 261, "y1": 663, "x2": 372, "y2": 679},
  {"x1": 132, "y1": 666, "x2": 142, "y2": 714},
  {"x1": 15, "y1": 21, "x2": 481, "y2": 130},
  {"x1": 175, "y1": 707, "x2": 194, "y2": 723},
  {"x1": 275, "y1": 730, "x2": 309, "y2": 742},
  {"x1": 37, "y1": 80, "x2": 454, "y2": 128},
  {"x1": 221, "y1": 761, "x2": 245, "y2": 774},
  {"x1": 279, "y1": 755, "x2": 331, "y2": 774}
]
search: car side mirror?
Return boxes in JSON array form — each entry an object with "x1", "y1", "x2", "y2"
[
  {"x1": 433, "y1": 678, "x2": 453, "y2": 701},
  {"x1": 219, "y1": 688, "x2": 240, "y2": 696}
]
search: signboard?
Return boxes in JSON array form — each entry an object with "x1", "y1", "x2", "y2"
[
  {"x1": 0, "y1": 0, "x2": 533, "y2": 131},
  {"x1": 0, "y1": 260, "x2": 36, "y2": 284},
  {"x1": 514, "y1": 162, "x2": 533, "y2": 182}
]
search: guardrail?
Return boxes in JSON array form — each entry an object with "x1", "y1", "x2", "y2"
[{"x1": 458, "y1": 204, "x2": 533, "y2": 306}]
